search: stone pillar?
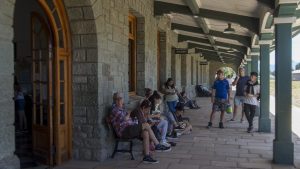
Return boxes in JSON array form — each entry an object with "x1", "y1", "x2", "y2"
[
  {"x1": 258, "y1": 41, "x2": 271, "y2": 132},
  {"x1": 247, "y1": 61, "x2": 251, "y2": 75},
  {"x1": 273, "y1": 19, "x2": 294, "y2": 165},
  {"x1": 251, "y1": 55, "x2": 259, "y2": 73}
]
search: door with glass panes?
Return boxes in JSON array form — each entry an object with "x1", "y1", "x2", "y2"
[{"x1": 31, "y1": 0, "x2": 71, "y2": 165}]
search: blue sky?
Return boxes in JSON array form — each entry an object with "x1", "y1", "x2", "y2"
[{"x1": 270, "y1": 34, "x2": 300, "y2": 70}]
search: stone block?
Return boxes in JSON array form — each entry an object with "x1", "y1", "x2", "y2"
[
  {"x1": 86, "y1": 49, "x2": 98, "y2": 62},
  {"x1": 0, "y1": 0, "x2": 14, "y2": 17},
  {"x1": 81, "y1": 34, "x2": 97, "y2": 48},
  {"x1": 73, "y1": 49, "x2": 86, "y2": 62},
  {"x1": 0, "y1": 155, "x2": 20, "y2": 169},
  {"x1": 0, "y1": 42, "x2": 13, "y2": 75},
  {"x1": 71, "y1": 35, "x2": 81, "y2": 48},
  {"x1": 79, "y1": 148, "x2": 92, "y2": 160},
  {"x1": 92, "y1": 1, "x2": 103, "y2": 18},
  {"x1": 73, "y1": 63, "x2": 97, "y2": 75},
  {"x1": 0, "y1": 125, "x2": 15, "y2": 160},
  {"x1": 73, "y1": 116, "x2": 87, "y2": 124},
  {"x1": 64, "y1": 0, "x2": 91, "y2": 7},
  {"x1": 67, "y1": 7, "x2": 83, "y2": 20},
  {"x1": 73, "y1": 106, "x2": 87, "y2": 117},
  {"x1": 73, "y1": 76, "x2": 88, "y2": 83},
  {"x1": 71, "y1": 21, "x2": 96, "y2": 34},
  {"x1": 83, "y1": 6, "x2": 94, "y2": 19},
  {"x1": 0, "y1": 24, "x2": 13, "y2": 41}
]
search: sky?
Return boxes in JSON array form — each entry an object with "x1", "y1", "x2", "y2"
[{"x1": 270, "y1": 34, "x2": 300, "y2": 70}]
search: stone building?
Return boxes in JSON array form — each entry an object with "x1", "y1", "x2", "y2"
[{"x1": 0, "y1": 0, "x2": 299, "y2": 168}]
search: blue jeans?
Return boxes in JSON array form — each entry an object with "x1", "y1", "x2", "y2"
[
  {"x1": 167, "y1": 101, "x2": 177, "y2": 113},
  {"x1": 157, "y1": 119, "x2": 168, "y2": 143}
]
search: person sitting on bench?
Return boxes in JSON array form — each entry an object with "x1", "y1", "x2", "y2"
[{"x1": 111, "y1": 94, "x2": 170, "y2": 164}]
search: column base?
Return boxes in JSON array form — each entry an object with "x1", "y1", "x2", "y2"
[
  {"x1": 258, "y1": 117, "x2": 271, "y2": 133},
  {"x1": 0, "y1": 155, "x2": 20, "y2": 169},
  {"x1": 273, "y1": 140, "x2": 294, "y2": 165}
]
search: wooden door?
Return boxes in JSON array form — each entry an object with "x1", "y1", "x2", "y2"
[
  {"x1": 54, "y1": 54, "x2": 69, "y2": 164},
  {"x1": 31, "y1": 13, "x2": 54, "y2": 165},
  {"x1": 31, "y1": 0, "x2": 72, "y2": 165}
]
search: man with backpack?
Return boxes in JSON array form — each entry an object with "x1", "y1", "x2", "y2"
[{"x1": 207, "y1": 69, "x2": 230, "y2": 129}]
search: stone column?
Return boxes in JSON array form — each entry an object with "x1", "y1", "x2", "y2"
[
  {"x1": 273, "y1": 18, "x2": 294, "y2": 165},
  {"x1": 246, "y1": 60, "x2": 251, "y2": 75},
  {"x1": 251, "y1": 55, "x2": 259, "y2": 73},
  {"x1": 258, "y1": 41, "x2": 271, "y2": 132}
]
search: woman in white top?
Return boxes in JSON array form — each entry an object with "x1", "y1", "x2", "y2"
[{"x1": 162, "y1": 78, "x2": 179, "y2": 114}]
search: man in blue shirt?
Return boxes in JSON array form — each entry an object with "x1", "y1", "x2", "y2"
[
  {"x1": 207, "y1": 69, "x2": 230, "y2": 129},
  {"x1": 229, "y1": 67, "x2": 250, "y2": 122}
]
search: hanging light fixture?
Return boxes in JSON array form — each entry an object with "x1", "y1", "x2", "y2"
[{"x1": 223, "y1": 23, "x2": 235, "y2": 34}]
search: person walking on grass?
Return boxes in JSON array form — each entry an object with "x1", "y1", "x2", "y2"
[
  {"x1": 207, "y1": 69, "x2": 230, "y2": 129},
  {"x1": 230, "y1": 67, "x2": 250, "y2": 123},
  {"x1": 243, "y1": 72, "x2": 260, "y2": 133}
]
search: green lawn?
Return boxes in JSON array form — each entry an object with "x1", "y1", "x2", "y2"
[{"x1": 270, "y1": 80, "x2": 300, "y2": 107}]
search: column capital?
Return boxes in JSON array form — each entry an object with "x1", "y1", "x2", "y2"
[{"x1": 274, "y1": 17, "x2": 296, "y2": 24}]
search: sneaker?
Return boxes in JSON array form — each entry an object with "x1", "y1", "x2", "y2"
[
  {"x1": 143, "y1": 155, "x2": 159, "y2": 164},
  {"x1": 240, "y1": 119, "x2": 244, "y2": 123},
  {"x1": 160, "y1": 141, "x2": 171, "y2": 147},
  {"x1": 174, "y1": 125, "x2": 185, "y2": 131},
  {"x1": 168, "y1": 141, "x2": 177, "y2": 147},
  {"x1": 247, "y1": 127, "x2": 253, "y2": 133},
  {"x1": 228, "y1": 119, "x2": 235, "y2": 122},
  {"x1": 166, "y1": 133, "x2": 178, "y2": 140},
  {"x1": 155, "y1": 144, "x2": 172, "y2": 152},
  {"x1": 206, "y1": 122, "x2": 212, "y2": 129},
  {"x1": 219, "y1": 122, "x2": 224, "y2": 129}
]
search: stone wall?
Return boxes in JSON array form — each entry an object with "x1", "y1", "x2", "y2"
[
  {"x1": 157, "y1": 16, "x2": 182, "y2": 89},
  {"x1": 84, "y1": 0, "x2": 184, "y2": 161},
  {"x1": 0, "y1": 0, "x2": 20, "y2": 169},
  {"x1": 64, "y1": 0, "x2": 101, "y2": 161}
]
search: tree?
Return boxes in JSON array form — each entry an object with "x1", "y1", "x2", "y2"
[{"x1": 296, "y1": 62, "x2": 300, "y2": 70}]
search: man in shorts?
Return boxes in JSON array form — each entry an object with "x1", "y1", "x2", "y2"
[
  {"x1": 207, "y1": 70, "x2": 230, "y2": 129},
  {"x1": 230, "y1": 67, "x2": 250, "y2": 122}
]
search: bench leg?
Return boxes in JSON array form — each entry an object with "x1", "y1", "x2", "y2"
[
  {"x1": 111, "y1": 140, "x2": 119, "y2": 158},
  {"x1": 129, "y1": 141, "x2": 134, "y2": 160}
]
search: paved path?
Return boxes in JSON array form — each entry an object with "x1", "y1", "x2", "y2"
[{"x1": 51, "y1": 97, "x2": 300, "y2": 169}]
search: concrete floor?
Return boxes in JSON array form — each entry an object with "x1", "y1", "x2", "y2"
[{"x1": 48, "y1": 97, "x2": 300, "y2": 169}]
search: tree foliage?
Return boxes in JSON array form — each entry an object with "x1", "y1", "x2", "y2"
[{"x1": 296, "y1": 62, "x2": 300, "y2": 70}]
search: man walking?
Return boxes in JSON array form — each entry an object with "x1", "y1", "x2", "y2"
[
  {"x1": 230, "y1": 67, "x2": 249, "y2": 122},
  {"x1": 207, "y1": 70, "x2": 230, "y2": 129},
  {"x1": 244, "y1": 72, "x2": 260, "y2": 133}
]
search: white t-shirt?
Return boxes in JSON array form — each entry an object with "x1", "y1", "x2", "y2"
[{"x1": 163, "y1": 86, "x2": 178, "y2": 102}]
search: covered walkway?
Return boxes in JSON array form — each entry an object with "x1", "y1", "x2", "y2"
[{"x1": 52, "y1": 97, "x2": 300, "y2": 169}]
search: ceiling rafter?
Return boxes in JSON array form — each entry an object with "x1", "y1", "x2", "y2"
[
  {"x1": 154, "y1": 1, "x2": 260, "y2": 34},
  {"x1": 178, "y1": 34, "x2": 248, "y2": 54},
  {"x1": 188, "y1": 43, "x2": 244, "y2": 58},
  {"x1": 171, "y1": 23, "x2": 252, "y2": 47}
]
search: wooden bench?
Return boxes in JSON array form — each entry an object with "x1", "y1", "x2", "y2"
[{"x1": 106, "y1": 116, "x2": 135, "y2": 160}]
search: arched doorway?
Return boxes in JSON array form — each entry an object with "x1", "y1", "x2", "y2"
[{"x1": 13, "y1": 0, "x2": 71, "y2": 167}]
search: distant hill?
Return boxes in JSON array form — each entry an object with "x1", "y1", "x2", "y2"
[{"x1": 270, "y1": 60, "x2": 299, "y2": 71}]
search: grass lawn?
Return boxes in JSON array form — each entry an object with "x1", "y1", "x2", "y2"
[{"x1": 270, "y1": 80, "x2": 300, "y2": 107}]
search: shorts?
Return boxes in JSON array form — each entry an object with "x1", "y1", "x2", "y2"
[
  {"x1": 121, "y1": 124, "x2": 142, "y2": 139},
  {"x1": 212, "y1": 98, "x2": 227, "y2": 112},
  {"x1": 234, "y1": 96, "x2": 245, "y2": 106}
]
